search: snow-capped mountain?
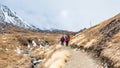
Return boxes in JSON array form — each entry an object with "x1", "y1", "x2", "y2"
[{"x1": 0, "y1": 4, "x2": 40, "y2": 31}]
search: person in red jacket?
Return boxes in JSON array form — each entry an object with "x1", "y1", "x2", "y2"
[{"x1": 64, "y1": 35, "x2": 69, "y2": 46}]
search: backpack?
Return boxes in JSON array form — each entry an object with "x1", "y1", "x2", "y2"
[
  {"x1": 65, "y1": 36, "x2": 69, "y2": 42},
  {"x1": 61, "y1": 36, "x2": 64, "y2": 41}
]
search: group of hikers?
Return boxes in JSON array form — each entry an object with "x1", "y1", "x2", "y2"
[{"x1": 60, "y1": 33, "x2": 73, "y2": 46}]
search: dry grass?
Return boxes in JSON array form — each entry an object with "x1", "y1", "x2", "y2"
[
  {"x1": 0, "y1": 49, "x2": 31, "y2": 68},
  {"x1": 84, "y1": 39, "x2": 96, "y2": 49},
  {"x1": 99, "y1": 32, "x2": 120, "y2": 68},
  {"x1": 38, "y1": 45, "x2": 70, "y2": 68},
  {"x1": 0, "y1": 30, "x2": 62, "y2": 68},
  {"x1": 70, "y1": 13, "x2": 120, "y2": 68}
]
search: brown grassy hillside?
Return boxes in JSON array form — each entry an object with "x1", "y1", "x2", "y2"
[
  {"x1": 0, "y1": 27, "x2": 62, "y2": 68},
  {"x1": 70, "y1": 13, "x2": 120, "y2": 68}
]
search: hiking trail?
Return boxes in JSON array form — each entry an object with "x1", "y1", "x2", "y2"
[{"x1": 62, "y1": 46, "x2": 101, "y2": 68}]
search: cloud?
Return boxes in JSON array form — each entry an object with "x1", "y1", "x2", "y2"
[
  {"x1": 60, "y1": 10, "x2": 68, "y2": 19},
  {"x1": 1, "y1": 0, "x2": 120, "y2": 31}
]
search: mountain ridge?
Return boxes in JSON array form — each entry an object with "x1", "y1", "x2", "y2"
[{"x1": 0, "y1": 4, "x2": 41, "y2": 31}]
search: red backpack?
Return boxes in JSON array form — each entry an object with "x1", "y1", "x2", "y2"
[{"x1": 65, "y1": 36, "x2": 69, "y2": 42}]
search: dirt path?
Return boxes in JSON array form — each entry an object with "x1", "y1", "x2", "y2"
[{"x1": 63, "y1": 47, "x2": 99, "y2": 68}]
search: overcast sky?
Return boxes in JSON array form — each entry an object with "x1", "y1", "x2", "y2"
[{"x1": 1, "y1": 0, "x2": 120, "y2": 31}]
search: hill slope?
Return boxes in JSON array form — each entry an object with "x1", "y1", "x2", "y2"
[{"x1": 70, "y1": 13, "x2": 120, "y2": 68}]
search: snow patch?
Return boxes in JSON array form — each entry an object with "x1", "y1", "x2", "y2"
[
  {"x1": 27, "y1": 43, "x2": 30, "y2": 48},
  {"x1": 39, "y1": 44, "x2": 44, "y2": 48},
  {"x1": 33, "y1": 59, "x2": 42, "y2": 64},
  {"x1": 15, "y1": 47, "x2": 21, "y2": 54},
  {"x1": 32, "y1": 40, "x2": 37, "y2": 47}
]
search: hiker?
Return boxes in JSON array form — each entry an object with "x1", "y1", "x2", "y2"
[
  {"x1": 60, "y1": 36, "x2": 64, "y2": 45},
  {"x1": 67, "y1": 33, "x2": 70, "y2": 41},
  {"x1": 69, "y1": 35, "x2": 73, "y2": 41},
  {"x1": 64, "y1": 35, "x2": 69, "y2": 46},
  {"x1": 69, "y1": 33, "x2": 73, "y2": 41}
]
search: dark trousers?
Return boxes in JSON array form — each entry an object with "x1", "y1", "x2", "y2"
[
  {"x1": 66, "y1": 41, "x2": 69, "y2": 46},
  {"x1": 61, "y1": 41, "x2": 64, "y2": 45}
]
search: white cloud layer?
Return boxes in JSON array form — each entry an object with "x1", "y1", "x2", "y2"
[{"x1": 1, "y1": 0, "x2": 120, "y2": 31}]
